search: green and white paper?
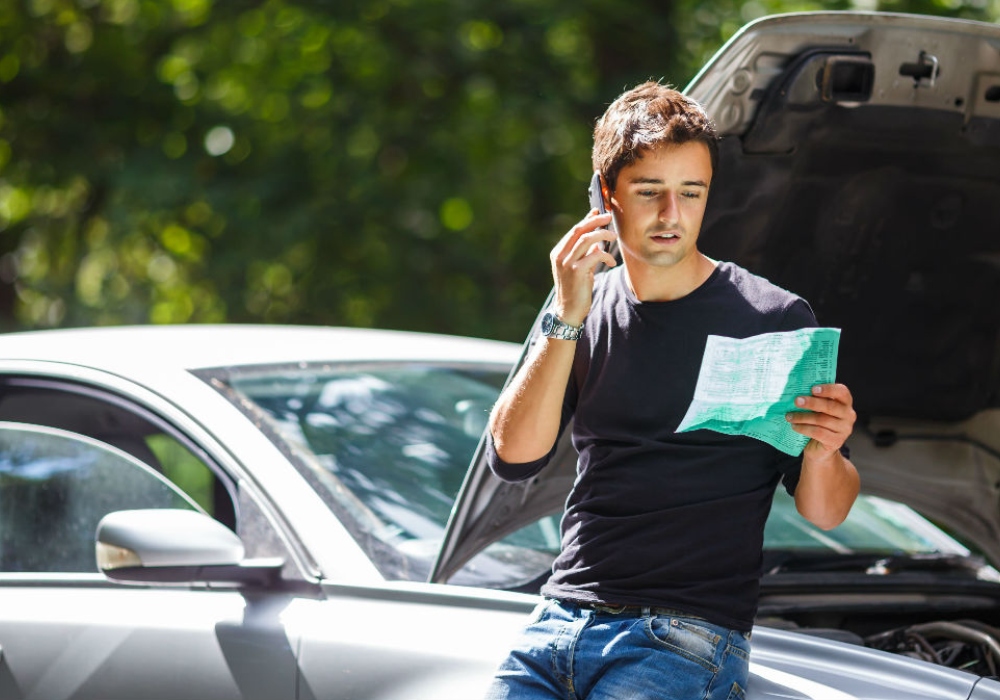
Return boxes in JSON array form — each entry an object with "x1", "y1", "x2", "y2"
[{"x1": 676, "y1": 327, "x2": 841, "y2": 456}]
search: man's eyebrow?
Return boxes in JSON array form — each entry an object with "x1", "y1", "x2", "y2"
[{"x1": 625, "y1": 176, "x2": 710, "y2": 187}]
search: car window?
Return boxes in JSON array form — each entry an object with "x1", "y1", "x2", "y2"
[
  {"x1": 0, "y1": 422, "x2": 200, "y2": 573},
  {"x1": 213, "y1": 362, "x2": 509, "y2": 582},
  {"x1": 0, "y1": 378, "x2": 235, "y2": 526}
]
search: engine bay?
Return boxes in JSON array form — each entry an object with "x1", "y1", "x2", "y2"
[{"x1": 759, "y1": 575, "x2": 1000, "y2": 677}]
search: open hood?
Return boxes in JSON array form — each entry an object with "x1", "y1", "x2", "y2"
[{"x1": 432, "y1": 12, "x2": 1000, "y2": 584}]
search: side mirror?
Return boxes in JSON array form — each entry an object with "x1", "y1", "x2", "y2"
[{"x1": 96, "y1": 509, "x2": 283, "y2": 587}]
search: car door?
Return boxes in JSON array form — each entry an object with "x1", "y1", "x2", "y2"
[{"x1": 0, "y1": 378, "x2": 300, "y2": 700}]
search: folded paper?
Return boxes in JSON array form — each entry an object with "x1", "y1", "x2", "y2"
[{"x1": 676, "y1": 328, "x2": 841, "y2": 456}]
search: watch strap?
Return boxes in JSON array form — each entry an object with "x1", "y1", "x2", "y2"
[{"x1": 542, "y1": 312, "x2": 584, "y2": 341}]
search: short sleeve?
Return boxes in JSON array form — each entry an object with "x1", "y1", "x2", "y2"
[
  {"x1": 780, "y1": 297, "x2": 819, "y2": 331},
  {"x1": 485, "y1": 430, "x2": 556, "y2": 483}
]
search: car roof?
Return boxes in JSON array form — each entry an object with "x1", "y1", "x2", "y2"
[{"x1": 0, "y1": 324, "x2": 521, "y2": 374}]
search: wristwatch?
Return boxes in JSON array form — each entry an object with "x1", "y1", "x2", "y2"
[{"x1": 540, "y1": 312, "x2": 584, "y2": 341}]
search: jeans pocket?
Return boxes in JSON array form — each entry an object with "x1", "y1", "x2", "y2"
[
  {"x1": 644, "y1": 615, "x2": 721, "y2": 672},
  {"x1": 526, "y1": 600, "x2": 550, "y2": 626},
  {"x1": 712, "y1": 632, "x2": 751, "y2": 700}
]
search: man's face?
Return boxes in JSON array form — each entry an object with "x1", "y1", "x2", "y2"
[{"x1": 610, "y1": 140, "x2": 713, "y2": 274}]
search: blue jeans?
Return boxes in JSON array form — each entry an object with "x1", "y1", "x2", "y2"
[{"x1": 484, "y1": 599, "x2": 750, "y2": 700}]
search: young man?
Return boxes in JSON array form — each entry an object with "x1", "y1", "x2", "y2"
[{"x1": 483, "y1": 82, "x2": 860, "y2": 699}]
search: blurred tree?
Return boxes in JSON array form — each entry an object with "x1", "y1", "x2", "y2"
[{"x1": 0, "y1": 0, "x2": 995, "y2": 341}]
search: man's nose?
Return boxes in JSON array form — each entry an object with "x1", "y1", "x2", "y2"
[{"x1": 659, "y1": 193, "x2": 679, "y2": 225}]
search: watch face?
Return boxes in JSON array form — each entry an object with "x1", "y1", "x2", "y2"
[{"x1": 541, "y1": 312, "x2": 555, "y2": 336}]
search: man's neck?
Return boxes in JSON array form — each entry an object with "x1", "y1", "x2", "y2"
[{"x1": 623, "y1": 253, "x2": 718, "y2": 302}]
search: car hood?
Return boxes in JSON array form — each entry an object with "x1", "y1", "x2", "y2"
[{"x1": 432, "y1": 11, "x2": 1000, "y2": 583}]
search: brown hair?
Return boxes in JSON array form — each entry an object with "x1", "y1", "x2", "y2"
[{"x1": 592, "y1": 81, "x2": 718, "y2": 192}]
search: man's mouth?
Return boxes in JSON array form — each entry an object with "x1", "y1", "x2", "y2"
[{"x1": 652, "y1": 232, "x2": 680, "y2": 241}]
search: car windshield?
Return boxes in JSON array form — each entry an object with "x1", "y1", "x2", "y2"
[
  {"x1": 216, "y1": 362, "x2": 513, "y2": 582},
  {"x1": 764, "y1": 488, "x2": 971, "y2": 555}
]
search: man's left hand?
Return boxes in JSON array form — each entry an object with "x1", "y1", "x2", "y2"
[{"x1": 786, "y1": 383, "x2": 857, "y2": 459}]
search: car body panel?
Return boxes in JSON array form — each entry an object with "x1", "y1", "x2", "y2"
[
  {"x1": 971, "y1": 681, "x2": 1000, "y2": 699},
  {"x1": 0, "y1": 324, "x2": 520, "y2": 375},
  {"x1": 748, "y1": 626, "x2": 979, "y2": 699},
  {"x1": 0, "y1": 585, "x2": 292, "y2": 700},
  {"x1": 0, "y1": 580, "x2": 537, "y2": 700},
  {"x1": 293, "y1": 584, "x2": 535, "y2": 700},
  {"x1": 688, "y1": 11, "x2": 1000, "y2": 138}
]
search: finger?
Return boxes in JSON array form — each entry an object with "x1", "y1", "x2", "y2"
[
  {"x1": 786, "y1": 421, "x2": 845, "y2": 452},
  {"x1": 810, "y1": 383, "x2": 853, "y2": 405},
  {"x1": 581, "y1": 244, "x2": 617, "y2": 269},
  {"x1": 787, "y1": 420, "x2": 838, "y2": 439},
  {"x1": 586, "y1": 240, "x2": 618, "y2": 263},
  {"x1": 569, "y1": 228, "x2": 617, "y2": 260},
  {"x1": 793, "y1": 394, "x2": 855, "y2": 421},
  {"x1": 786, "y1": 409, "x2": 847, "y2": 432},
  {"x1": 555, "y1": 212, "x2": 614, "y2": 252},
  {"x1": 554, "y1": 245, "x2": 617, "y2": 284},
  {"x1": 786, "y1": 412, "x2": 852, "y2": 451},
  {"x1": 553, "y1": 226, "x2": 616, "y2": 270}
]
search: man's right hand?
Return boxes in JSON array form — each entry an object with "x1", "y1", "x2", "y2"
[{"x1": 549, "y1": 210, "x2": 618, "y2": 326}]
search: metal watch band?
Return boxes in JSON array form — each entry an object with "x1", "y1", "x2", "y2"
[{"x1": 541, "y1": 312, "x2": 584, "y2": 341}]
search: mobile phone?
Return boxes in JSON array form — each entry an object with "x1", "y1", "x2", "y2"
[
  {"x1": 588, "y1": 171, "x2": 613, "y2": 251},
  {"x1": 588, "y1": 171, "x2": 607, "y2": 218}
]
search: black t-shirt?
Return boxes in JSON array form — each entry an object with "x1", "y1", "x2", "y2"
[{"x1": 488, "y1": 261, "x2": 818, "y2": 632}]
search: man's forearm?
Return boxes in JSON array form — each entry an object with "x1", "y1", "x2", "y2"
[
  {"x1": 489, "y1": 337, "x2": 577, "y2": 464},
  {"x1": 794, "y1": 450, "x2": 861, "y2": 530}
]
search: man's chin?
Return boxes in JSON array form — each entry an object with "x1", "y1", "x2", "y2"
[{"x1": 641, "y1": 249, "x2": 686, "y2": 269}]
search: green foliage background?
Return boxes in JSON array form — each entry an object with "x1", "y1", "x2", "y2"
[{"x1": 0, "y1": 0, "x2": 996, "y2": 341}]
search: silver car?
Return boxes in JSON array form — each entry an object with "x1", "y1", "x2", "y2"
[{"x1": 3, "y1": 10, "x2": 1000, "y2": 700}]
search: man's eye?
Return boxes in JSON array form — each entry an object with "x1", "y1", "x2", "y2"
[
  {"x1": 682, "y1": 191, "x2": 702, "y2": 199},
  {"x1": 638, "y1": 190, "x2": 657, "y2": 198}
]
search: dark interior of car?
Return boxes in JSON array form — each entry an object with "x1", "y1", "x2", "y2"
[{"x1": 701, "y1": 53, "x2": 1000, "y2": 427}]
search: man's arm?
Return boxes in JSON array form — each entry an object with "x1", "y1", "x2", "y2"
[
  {"x1": 489, "y1": 210, "x2": 617, "y2": 464},
  {"x1": 489, "y1": 336, "x2": 577, "y2": 464},
  {"x1": 786, "y1": 383, "x2": 861, "y2": 530}
]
